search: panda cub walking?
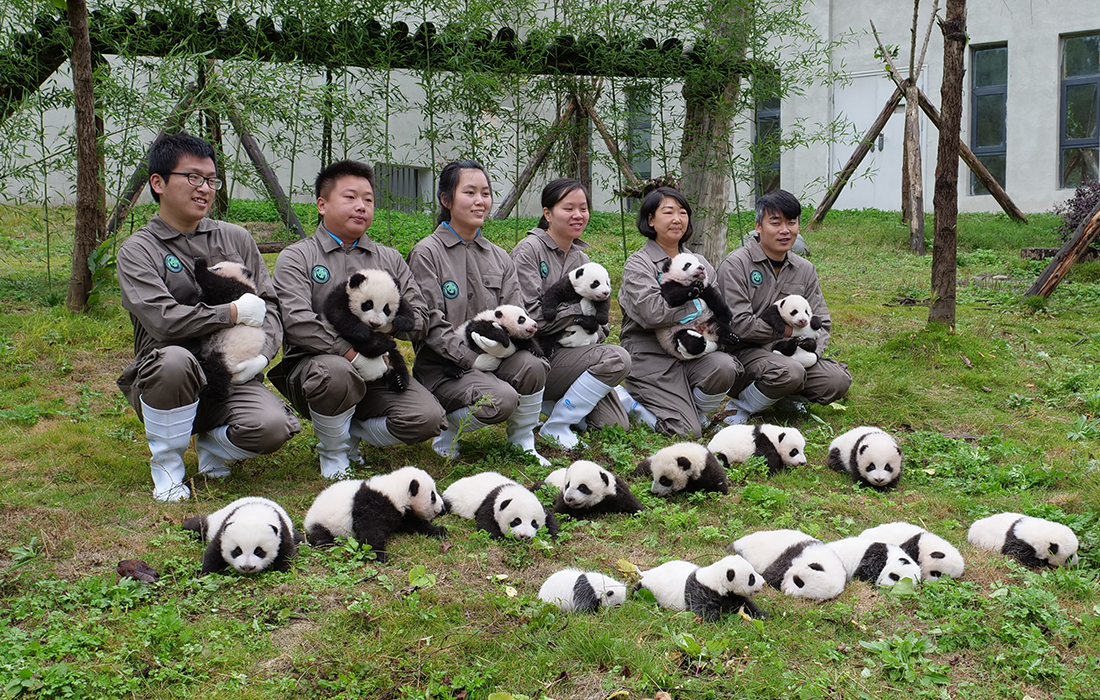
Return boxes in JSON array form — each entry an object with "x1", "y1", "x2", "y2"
[
  {"x1": 827, "y1": 427, "x2": 903, "y2": 489},
  {"x1": 182, "y1": 496, "x2": 300, "y2": 575}
]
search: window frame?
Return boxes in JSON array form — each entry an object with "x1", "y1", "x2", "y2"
[
  {"x1": 969, "y1": 43, "x2": 1008, "y2": 196},
  {"x1": 1059, "y1": 32, "x2": 1100, "y2": 189}
]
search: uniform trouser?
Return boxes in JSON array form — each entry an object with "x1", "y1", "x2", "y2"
[
  {"x1": 544, "y1": 343, "x2": 631, "y2": 430},
  {"x1": 270, "y1": 354, "x2": 446, "y2": 444},
  {"x1": 118, "y1": 345, "x2": 300, "y2": 454},
  {"x1": 730, "y1": 347, "x2": 852, "y2": 404},
  {"x1": 428, "y1": 350, "x2": 549, "y2": 424},
  {"x1": 624, "y1": 350, "x2": 742, "y2": 439}
]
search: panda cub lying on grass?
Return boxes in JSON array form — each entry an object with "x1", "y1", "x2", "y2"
[
  {"x1": 637, "y1": 555, "x2": 767, "y2": 622},
  {"x1": 442, "y1": 472, "x2": 559, "y2": 540}
]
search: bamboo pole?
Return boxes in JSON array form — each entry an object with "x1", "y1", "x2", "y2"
[
  {"x1": 1025, "y1": 202, "x2": 1100, "y2": 298},
  {"x1": 584, "y1": 103, "x2": 642, "y2": 188},
  {"x1": 492, "y1": 102, "x2": 577, "y2": 220}
]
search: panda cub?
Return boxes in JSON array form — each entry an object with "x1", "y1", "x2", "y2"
[
  {"x1": 543, "y1": 460, "x2": 644, "y2": 518},
  {"x1": 654, "y1": 253, "x2": 737, "y2": 361},
  {"x1": 827, "y1": 427, "x2": 903, "y2": 490},
  {"x1": 860, "y1": 522, "x2": 965, "y2": 580},
  {"x1": 322, "y1": 268, "x2": 415, "y2": 392},
  {"x1": 759, "y1": 294, "x2": 822, "y2": 368},
  {"x1": 637, "y1": 555, "x2": 767, "y2": 621},
  {"x1": 634, "y1": 442, "x2": 728, "y2": 496},
  {"x1": 967, "y1": 512, "x2": 1079, "y2": 569},
  {"x1": 539, "y1": 569, "x2": 628, "y2": 613},
  {"x1": 539, "y1": 262, "x2": 612, "y2": 355},
  {"x1": 708, "y1": 423, "x2": 807, "y2": 474},
  {"x1": 731, "y1": 529, "x2": 847, "y2": 601},
  {"x1": 182, "y1": 496, "x2": 299, "y2": 575},
  {"x1": 193, "y1": 258, "x2": 268, "y2": 400},
  {"x1": 827, "y1": 537, "x2": 922, "y2": 587},
  {"x1": 442, "y1": 471, "x2": 559, "y2": 540},
  {"x1": 448, "y1": 305, "x2": 543, "y2": 377},
  {"x1": 303, "y1": 466, "x2": 447, "y2": 562}
]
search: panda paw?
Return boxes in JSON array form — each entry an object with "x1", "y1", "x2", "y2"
[
  {"x1": 558, "y1": 324, "x2": 598, "y2": 348},
  {"x1": 579, "y1": 298, "x2": 596, "y2": 316},
  {"x1": 796, "y1": 336, "x2": 818, "y2": 353}
]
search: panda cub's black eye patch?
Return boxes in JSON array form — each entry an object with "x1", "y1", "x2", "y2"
[
  {"x1": 230, "y1": 547, "x2": 243, "y2": 558},
  {"x1": 362, "y1": 300, "x2": 374, "y2": 311},
  {"x1": 510, "y1": 518, "x2": 522, "y2": 528},
  {"x1": 659, "y1": 476, "x2": 673, "y2": 487},
  {"x1": 254, "y1": 547, "x2": 266, "y2": 558},
  {"x1": 578, "y1": 485, "x2": 592, "y2": 494}
]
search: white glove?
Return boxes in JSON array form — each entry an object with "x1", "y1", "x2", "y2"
[
  {"x1": 471, "y1": 353, "x2": 502, "y2": 372},
  {"x1": 230, "y1": 354, "x2": 269, "y2": 384},
  {"x1": 471, "y1": 331, "x2": 512, "y2": 359},
  {"x1": 233, "y1": 293, "x2": 267, "y2": 327},
  {"x1": 349, "y1": 352, "x2": 388, "y2": 382},
  {"x1": 557, "y1": 324, "x2": 598, "y2": 348}
]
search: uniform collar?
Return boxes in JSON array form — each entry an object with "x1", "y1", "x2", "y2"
[
  {"x1": 745, "y1": 234, "x2": 798, "y2": 269},
  {"x1": 434, "y1": 222, "x2": 490, "y2": 249},
  {"x1": 643, "y1": 238, "x2": 686, "y2": 263},
  {"x1": 146, "y1": 213, "x2": 217, "y2": 239},
  {"x1": 314, "y1": 223, "x2": 377, "y2": 255},
  {"x1": 528, "y1": 226, "x2": 589, "y2": 254}
]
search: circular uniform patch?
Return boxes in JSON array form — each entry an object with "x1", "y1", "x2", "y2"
[
  {"x1": 442, "y1": 280, "x2": 460, "y2": 299},
  {"x1": 750, "y1": 270, "x2": 764, "y2": 286},
  {"x1": 164, "y1": 254, "x2": 183, "y2": 273},
  {"x1": 539, "y1": 261, "x2": 549, "y2": 279},
  {"x1": 311, "y1": 265, "x2": 330, "y2": 284}
]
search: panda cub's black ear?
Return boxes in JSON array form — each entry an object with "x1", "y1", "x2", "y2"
[
  {"x1": 574, "y1": 268, "x2": 585, "y2": 279},
  {"x1": 726, "y1": 568, "x2": 736, "y2": 581},
  {"x1": 349, "y1": 272, "x2": 367, "y2": 288},
  {"x1": 600, "y1": 472, "x2": 610, "y2": 486},
  {"x1": 408, "y1": 479, "x2": 420, "y2": 496},
  {"x1": 676, "y1": 456, "x2": 692, "y2": 471}
]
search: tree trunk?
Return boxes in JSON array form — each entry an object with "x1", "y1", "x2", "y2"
[
  {"x1": 65, "y1": 0, "x2": 100, "y2": 312},
  {"x1": 929, "y1": 0, "x2": 967, "y2": 326},
  {"x1": 905, "y1": 82, "x2": 925, "y2": 253},
  {"x1": 901, "y1": 121, "x2": 911, "y2": 223},
  {"x1": 680, "y1": 0, "x2": 748, "y2": 265}
]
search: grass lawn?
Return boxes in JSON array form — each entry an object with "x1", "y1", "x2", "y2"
[{"x1": 0, "y1": 202, "x2": 1098, "y2": 699}]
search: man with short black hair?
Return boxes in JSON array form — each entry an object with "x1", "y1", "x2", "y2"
[
  {"x1": 716, "y1": 189, "x2": 851, "y2": 423},
  {"x1": 117, "y1": 133, "x2": 299, "y2": 501}
]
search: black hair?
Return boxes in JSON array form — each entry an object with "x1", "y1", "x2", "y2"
[
  {"x1": 436, "y1": 160, "x2": 492, "y2": 225},
  {"x1": 537, "y1": 178, "x2": 591, "y2": 230},
  {"x1": 754, "y1": 189, "x2": 802, "y2": 224},
  {"x1": 147, "y1": 133, "x2": 216, "y2": 203},
  {"x1": 636, "y1": 187, "x2": 694, "y2": 245},
  {"x1": 316, "y1": 160, "x2": 376, "y2": 200}
]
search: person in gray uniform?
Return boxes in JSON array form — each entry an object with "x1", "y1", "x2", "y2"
[
  {"x1": 406, "y1": 160, "x2": 550, "y2": 465},
  {"x1": 716, "y1": 189, "x2": 851, "y2": 423},
  {"x1": 511, "y1": 178, "x2": 630, "y2": 448},
  {"x1": 116, "y1": 133, "x2": 299, "y2": 501},
  {"x1": 617, "y1": 187, "x2": 743, "y2": 438},
  {"x1": 269, "y1": 160, "x2": 445, "y2": 478}
]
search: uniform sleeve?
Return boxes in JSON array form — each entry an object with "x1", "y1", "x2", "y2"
[
  {"x1": 238, "y1": 230, "x2": 283, "y2": 360},
  {"x1": 801, "y1": 269, "x2": 833, "y2": 352},
  {"x1": 617, "y1": 251, "x2": 709, "y2": 330},
  {"x1": 382, "y1": 249, "x2": 431, "y2": 343},
  {"x1": 117, "y1": 239, "x2": 233, "y2": 344},
  {"x1": 273, "y1": 244, "x2": 352, "y2": 358},
  {"x1": 406, "y1": 243, "x2": 480, "y2": 369},
  {"x1": 716, "y1": 253, "x2": 783, "y2": 344}
]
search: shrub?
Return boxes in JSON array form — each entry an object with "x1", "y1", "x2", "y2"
[{"x1": 1051, "y1": 180, "x2": 1100, "y2": 241}]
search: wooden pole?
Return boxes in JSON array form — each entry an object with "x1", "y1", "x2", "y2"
[
  {"x1": 905, "y1": 80, "x2": 925, "y2": 253},
  {"x1": 65, "y1": 0, "x2": 100, "y2": 312},
  {"x1": 584, "y1": 103, "x2": 642, "y2": 188},
  {"x1": 1025, "y1": 202, "x2": 1100, "y2": 298},
  {"x1": 810, "y1": 85, "x2": 904, "y2": 226},
  {"x1": 492, "y1": 102, "x2": 577, "y2": 220}
]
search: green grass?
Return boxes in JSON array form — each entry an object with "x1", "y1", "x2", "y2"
[{"x1": 1, "y1": 202, "x2": 1099, "y2": 699}]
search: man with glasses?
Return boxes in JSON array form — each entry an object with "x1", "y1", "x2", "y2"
[{"x1": 116, "y1": 132, "x2": 299, "y2": 501}]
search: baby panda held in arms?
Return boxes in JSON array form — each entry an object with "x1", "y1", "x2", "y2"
[
  {"x1": 655, "y1": 252, "x2": 737, "y2": 360},
  {"x1": 442, "y1": 471, "x2": 559, "y2": 540},
  {"x1": 708, "y1": 423, "x2": 807, "y2": 475},
  {"x1": 539, "y1": 569, "x2": 628, "y2": 613},
  {"x1": 182, "y1": 496, "x2": 299, "y2": 575},
  {"x1": 759, "y1": 293, "x2": 822, "y2": 368},
  {"x1": 303, "y1": 466, "x2": 446, "y2": 562},
  {"x1": 732, "y1": 529, "x2": 848, "y2": 601},
  {"x1": 539, "y1": 262, "x2": 612, "y2": 354},
  {"x1": 192, "y1": 258, "x2": 268, "y2": 399},
  {"x1": 968, "y1": 512, "x2": 1079, "y2": 569},
  {"x1": 635, "y1": 442, "x2": 728, "y2": 496},
  {"x1": 637, "y1": 555, "x2": 767, "y2": 621},
  {"x1": 827, "y1": 426, "x2": 903, "y2": 490},
  {"x1": 322, "y1": 268, "x2": 415, "y2": 392},
  {"x1": 449, "y1": 304, "x2": 542, "y2": 376},
  {"x1": 542, "y1": 460, "x2": 644, "y2": 517}
]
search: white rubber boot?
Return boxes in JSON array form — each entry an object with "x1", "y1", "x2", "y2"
[
  {"x1": 540, "y1": 372, "x2": 613, "y2": 449},
  {"x1": 432, "y1": 407, "x2": 488, "y2": 458},
  {"x1": 141, "y1": 398, "x2": 197, "y2": 502},
  {"x1": 724, "y1": 382, "x2": 779, "y2": 425},
  {"x1": 614, "y1": 385, "x2": 658, "y2": 429},
  {"x1": 309, "y1": 406, "x2": 357, "y2": 479},
  {"x1": 195, "y1": 424, "x2": 260, "y2": 479},
  {"x1": 507, "y1": 390, "x2": 551, "y2": 466},
  {"x1": 692, "y1": 386, "x2": 728, "y2": 429},
  {"x1": 351, "y1": 416, "x2": 403, "y2": 448}
]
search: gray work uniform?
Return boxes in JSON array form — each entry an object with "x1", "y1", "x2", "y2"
[
  {"x1": 269, "y1": 225, "x2": 446, "y2": 444},
  {"x1": 618, "y1": 239, "x2": 742, "y2": 438},
  {"x1": 510, "y1": 227, "x2": 629, "y2": 430},
  {"x1": 116, "y1": 214, "x2": 300, "y2": 454},
  {"x1": 715, "y1": 235, "x2": 851, "y2": 403},
  {"x1": 407, "y1": 223, "x2": 548, "y2": 422}
]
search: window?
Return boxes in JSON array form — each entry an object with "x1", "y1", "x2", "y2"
[
  {"x1": 970, "y1": 45, "x2": 1007, "y2": 195},
  {"x1": 375, "y1": 163, "x2": 426, "y2": 213},
  {"x1": 754, "y1": 96, "x2": 781, "y2": 197},
  {"x1": 625, "y1": 87, "x2": 653, "y2": 182},
  {"x1": 1061, "y1": 33, "x2": 1100, "y2": 188}
]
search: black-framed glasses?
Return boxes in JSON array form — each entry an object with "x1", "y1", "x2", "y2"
[{"x1": 166, "y1": 172, "x2": 224, "y2": 190}]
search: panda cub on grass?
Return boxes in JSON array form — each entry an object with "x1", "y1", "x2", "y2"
[
  {"x1": 303, "y1": 466, "x2": 446, "y2": 562},
  {"x1": 447, "y1": 305, "x2": 542, "y2": 377},
  {"x1": 654, "y1": 253, "x2": 737, "y2": 361},
  {"x1": 442, "y1": 471, "x2": 559, "y2": 540},
  {"x1": 539, "y1": 262, "x2": 612, "y2": 355},
  {"x1": 731, "y1": 529, "x2": 848, "y2": 601},
  {"x1": 708, "y1": 424, "x2": 807, "y2": 475},
  {"x1": 322, "y1": 268, "x2": 415, "y2": 392},
  {"x1": 542, "y1": 460, "x2": 644, "y2": 518},
  {"x1": 826, "y1": 537, "x2": 922, "y2": 587},
  {"x1": 968, "y1": 512, "x2": 1079, "y2": 569},
  {"x1": 860, "y1": 522, "x2": 965, "y2": 580},
  {"x1": 193, "y1": 258, "x2": 268, "y2": 400},
  {"x1": 759, "y1": 294, "x2": 822, "y2": 368},
  {"x1": 182, "y1": 496, "x2": 299, "y2": 575},
  {"x1": 539, "y1": 569, "x2": 628, "y2": 613},
  {"x1": 635, "y1": 443, "x2": 728, "y2": 496},
  {"x1": 827, "y1": 426, "x2": 903, "y2": 490},
  {"x1": 637, "y1": 555, "x2": 767, "y2": 621}
]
